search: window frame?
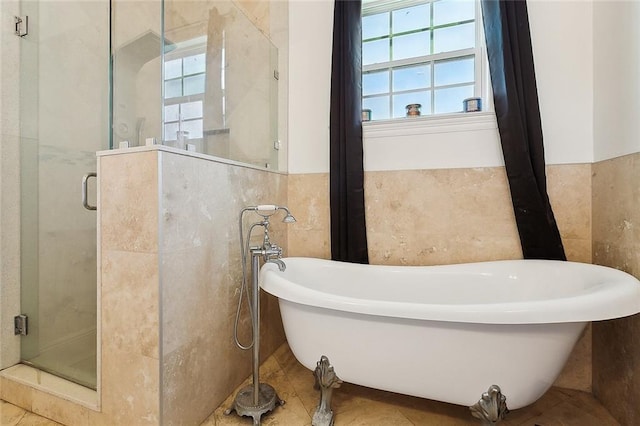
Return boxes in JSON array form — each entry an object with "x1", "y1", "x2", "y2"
[{"x1": 361, "y1": 0, "x2": 492, "y2": 127}]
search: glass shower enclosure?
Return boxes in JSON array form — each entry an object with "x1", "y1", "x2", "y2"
[
  {"x1": 19, "y1": 0, "x2": 110, "y2": 389},
  {"x1": 18, "y1": 0, "x2": 279, "y2": 390}
]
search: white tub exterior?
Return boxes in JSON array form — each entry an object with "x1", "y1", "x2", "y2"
[{"x1": 260, "y1": 258, "x2": 640, "y2": 410}]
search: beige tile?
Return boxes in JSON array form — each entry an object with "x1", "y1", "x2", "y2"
[
  {"x1": 31, "y1": 389, "x2": 89, "y2": 426},
  {"x1": 99, "y1": 151, "x2": 159, "y2": 253},
  {"x1": 1, "y1": 400, "x2": 27, "y2": 426},
  {"x1": 0, "y1": 378, "x2": 33, "y2": 411},
  {"x1": 101, "y1": 250, "x2": 159, "y2": 359},
  {"x1": 16, "y1": 411, "x2": 63, "y2": 426},
  {"x1": 100, "y1": 350, "x2": 159, "y2": 425}
]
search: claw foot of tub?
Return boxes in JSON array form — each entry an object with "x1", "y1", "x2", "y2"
[
  {"x1": 312, "y1": 355, "x2": 343, "y2": 426},
  {"x1": 469, "y1": 384, "x2": 509, "y2": 425}
]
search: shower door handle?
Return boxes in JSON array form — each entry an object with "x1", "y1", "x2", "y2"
[{"x1": 82, "y1": 172, "x2": 97, "y2": 211}]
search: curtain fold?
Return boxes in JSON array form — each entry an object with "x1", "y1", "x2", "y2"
[
  {"x1": 329, "y1": 0, "x2": 369, "y2": 264},
  {"x1": 481, "y1": 0, "x2": 566, "y2": 260}
]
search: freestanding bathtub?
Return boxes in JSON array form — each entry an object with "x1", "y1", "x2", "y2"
[{"x1": 260, "y1": 257, "x2": 640, "y2": 412}]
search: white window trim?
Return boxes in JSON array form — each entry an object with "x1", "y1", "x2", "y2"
[{"x1": 362, "y1": 0, "x2": 495, "y2": 135}]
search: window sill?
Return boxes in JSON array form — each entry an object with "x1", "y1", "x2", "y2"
[{"x1": 363, "y1": 111, "x2": 497, "y2": 139}]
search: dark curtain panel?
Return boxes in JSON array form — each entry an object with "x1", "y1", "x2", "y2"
[
  {"x1": 330, "y1": 0, "x2": 369, "y2": 264},
  {"x1": 481, "y1": 0, "x2": 566, "y2": 260}
]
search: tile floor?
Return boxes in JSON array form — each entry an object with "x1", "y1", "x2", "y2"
[{"x1": 2, "y1": 343, "x2": 621, "y2": 425}]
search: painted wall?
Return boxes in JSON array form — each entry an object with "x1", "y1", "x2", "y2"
[
  {"x1": 593, "y1": 1, "x2": 640, "y2": 161},
  {"x1": 288, "y1": 0, "x2": 595, "y2": 174}
]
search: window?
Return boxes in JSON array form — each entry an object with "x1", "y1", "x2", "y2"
[
  {"x1": 362, "y1": 0, "x2": 486, "y2": 121},
  {"x1": 163, "y1": 51, "x2": 206, "y2": 141}
]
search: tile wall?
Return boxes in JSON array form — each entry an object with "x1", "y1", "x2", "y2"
[
  {"x1": 99, "y1": 148, "x2": 288, "y2": 425},
  {"x1": 592, "y1": 152, "x2": 640, "y2": 426}
]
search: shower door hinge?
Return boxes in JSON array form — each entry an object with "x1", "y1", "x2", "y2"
[
  {"x1": 14, "y1": 16, "x2": 28, "y2": 37},
  {"x1": 14, "y1": 314, "x2": 28, "y2": 336}
]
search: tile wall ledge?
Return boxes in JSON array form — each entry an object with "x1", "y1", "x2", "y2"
[
  {"x1": 97, "y1": 145, "x2": 287, "y2": 175},
  {"x1": 0, "y1": 364, "x2": 99, "y2": 410}
]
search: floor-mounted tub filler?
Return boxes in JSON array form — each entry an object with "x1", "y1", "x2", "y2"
[
  {"x1": 260, "y1": 258, "x2": 640, "y2": 425},
  {"x1": 226, "y1": 205, "x2": 296, "y2": 425}
]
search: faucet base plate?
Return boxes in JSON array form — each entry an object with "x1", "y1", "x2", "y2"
[{"x1": 225, "y1": 383, "x2": 284, "y2": 425}]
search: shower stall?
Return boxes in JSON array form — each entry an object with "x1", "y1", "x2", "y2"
[{"x1": 15, "y1": 0, "x2": 281, "y2": 392}]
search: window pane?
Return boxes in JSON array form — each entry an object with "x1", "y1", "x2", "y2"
[
  {"x1": 164, "y1": 79, "x2": 182, "y2": 99},
  {"x1": 433, "y1": 0, "x2": 475, "y2": 26},
  {"x1": 392, "y1": 4, "x2": 428, "y2": 34},
  {"x1": 434, "y1": 22, "x2": 475, "y2": 53},
  {"x1": 164, "y1": 104, "x2": 180, "y2": 122},
  {"x1": 393, "y1": 64, "x2": 430, "y2": 92},
  {"x1": 392, "y1": 91, "x2": 430, "y2": 118},
  {"x1": 164, "y1": 122, "x2": 179, "y2": 141},
  {"x1": 363, "y1": 12, "x2": 389, "y2": 40},
  {"x1": 181, "y1": 119, "x2": 203, "y2": 139},
  {"x1": 363, "y1": 38, "x2": 390, "y2": 65},
  {"x1": 434, "y1": 85, "x2": 473, "y2": 114},
  {"x1": 181, "y1": 101, "x2": 203, "y2": 120},
  {"x1": 434, "y1": 56, "x2": 474, "y2": 86},
  {"x1": 165, "y1": 58, "x2": 182, "y2": 80},
  {"x1": 392, "y1": 31, "x2": 430, "y2": 61},
  {"x1": 363, "y1": 96, "x2": 390, "y2": 120},
  {"x1": 183, "y1": 53, "x2": 206, "y2": 75},
  {"x1": 184, "y1": 74, "x2": 205, "y2": 96},
  {"x1": 363, "y1": 70, "x2": 389, "y2": 96}
]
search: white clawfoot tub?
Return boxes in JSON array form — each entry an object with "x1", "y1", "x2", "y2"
[{"x1": 260, "y1": 257, "x2": 640, "y2": 411}]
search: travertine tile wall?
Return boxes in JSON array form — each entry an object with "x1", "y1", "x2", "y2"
[
  {"x1": 592, "y1": 152, "x2": 640, "y2": 426},
  {"x1": 288, "y1": 163, "x2": 593, "y2": 391},
  {"x1": 100, "y1": 148, "x2": 288, "y2": 425},
  {"x1": 159, "y1": 150, "x2": 287, "y2": 425}
]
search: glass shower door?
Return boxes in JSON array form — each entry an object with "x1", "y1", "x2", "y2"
[{"x1": 19, "y1": 0, "x2": 110, "y2": 389}]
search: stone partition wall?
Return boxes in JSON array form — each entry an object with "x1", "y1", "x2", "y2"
[
  {"x1": 592, "y1": 152, "x2": 640, "y2": 426},
  {"x1": 0, "y1": 147, "x2": 287, "y2": 425},
  {"x1": 288, "y1": 163, "x2": 593, "y2": 390}
]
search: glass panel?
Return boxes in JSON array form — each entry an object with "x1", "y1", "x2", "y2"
[
  {"x1": 434, "y1": 22, "x2": 475, "y2": 53},
  {"x1": 164, "y1": 104, "x2": 180, "y2": 122},
  {"x1": 20, "y1": 0, "x2": 110, "y2": 390},
  {"x1": 163, "y1": 0, "x2": 279, "y2": 168},
  {"x1": 183, "y1": 53, "x2": 206, "y2": 75},
  {"x1": 434, "y1": 0, "x2": 475, "y2": 26},
  {"x1": 363, "y1": 12, "x2": 389, "y2": 40},
  {"x1": 363, "y1": 38, "x2": 390, "y2": 65},
  {"x1": 112, "y1": 0, "x2": 163, "y2": 148},
  {"x1": 181, "y1": 101, "x2": 203, "y2": 120},
  {"x1": 165, "y1": 58, "x2": 182, "y2": 79},
  {"x1": 434, "y1": 85, "x2": 474, "y2": 113},
  {"x1": 182, "y1": 119, "x2": 204, "y2": 139},
  {"x1": 434, "y1": 56, "x2": 474, "y2": 86},
  {"x1": 392, "y1": 31, "x2": 430, "y2": 61},
  {"x1": 363, "y1": 70, "x2": 390, "y2": 96},
  {"x1": 183, "y1": 74, "x2": 205, "y2": 96},
  {"x1": 393, "y1": 91, "x2": 430, "y2": 118},
  {"x1": 164, "y1": 122, "x2": 179, "y2": 141},
  {"x1": 392, "y1": 4, "x2": 428, "y2": 34},
  {"x1": 164, "y1": 79, "x2": 182, "y2": 98},
  {"x1": 363, "y1": 95, "x2": 390, "y2": 120},
  {"x1": 393, "y1": 64, "x2": 431, "y2": 92}
]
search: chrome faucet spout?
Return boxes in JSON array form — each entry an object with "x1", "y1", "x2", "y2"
[{"x1": 267, "y1": 258, "x2": 286, "y2": 272}]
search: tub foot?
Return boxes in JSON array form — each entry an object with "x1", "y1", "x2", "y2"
[
  {"x1": 312, "y1": 355, "x2": 343, "y2": 426},
  {"x1": 469, "y1": 384, "x2": 509, "y2": 425}
]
